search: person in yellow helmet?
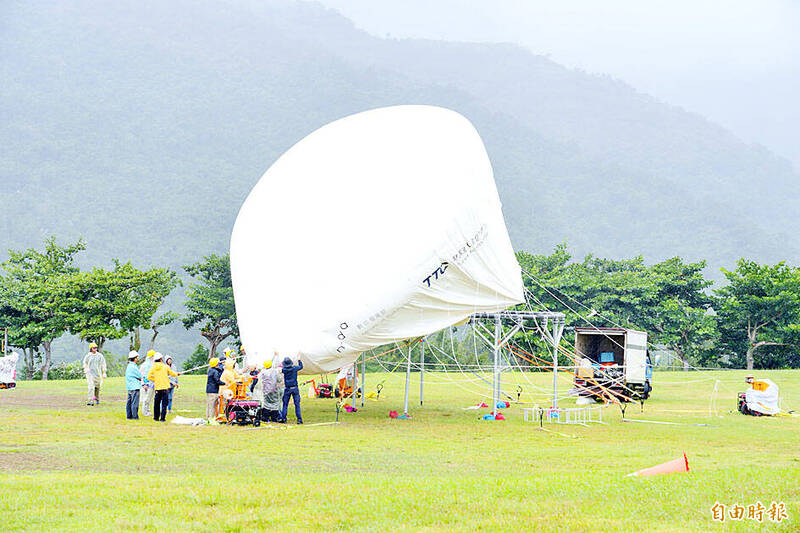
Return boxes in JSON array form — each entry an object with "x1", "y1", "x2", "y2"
[
  {"x1": 147, "y1": 352, "x2": 178, "y2": 422},
  {"x1": 205, "y1": 357, "x2": 223, "y2": 421},
  {"x1": 82, "y1": 342, "x2": 107, "y2": 406},
  {"x1": 220, "y1": 357, "x2": 238, "y2": 387},
  {"x1": 259, "y1": 353, "x2": 284, "y2": 422}
]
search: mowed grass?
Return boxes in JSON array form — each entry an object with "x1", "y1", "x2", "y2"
[{"x1": 1, "y1": 369, "x2": 798, "y2": 532}]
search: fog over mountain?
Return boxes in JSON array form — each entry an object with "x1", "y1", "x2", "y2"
[
  {"x1": 2, "y1": 0, "x2": 798, "y2": 361},
  {"x1": 319, "y1": 0, "x2": 800, "y2": 171}
]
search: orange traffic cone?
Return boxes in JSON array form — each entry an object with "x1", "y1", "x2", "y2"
[{"x1": 627, "y1": 453, "x2": 689, "y2": 477}]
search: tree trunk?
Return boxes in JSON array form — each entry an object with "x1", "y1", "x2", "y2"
[
  {"x1": 41, "y1": 340, "x2": 52, "y2": 380},
  {"x1": 24, "y1": 347, "x2": 36, "y2": 380},
  {"x1": 130, "y1": 327, "x2": 141, "y2": 352},
  {"x1": 97, "y1": 338, "x2": 106, "y2": 352},
  {"x1": 676, "y1": 348, "x2": 689, "y2": 371},
  {"x1": 209, "y1": 339, "x2": 219, "y2": 358},
  {"x1": 148, "y1": 326, "x2": 159, "y2": 353},
  {"x1": 746, "y1": 345, "x2": 755, "y2": 371}
]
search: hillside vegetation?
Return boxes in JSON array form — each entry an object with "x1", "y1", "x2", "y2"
[{"x1": 2, "y1": 0, "x2": 798, "y2": 363}]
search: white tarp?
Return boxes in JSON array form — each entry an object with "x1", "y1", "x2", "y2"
[
  {"x1": 0, "y1": 351, "x2": 18, "y2": 384},
  {"x1": 231, "y1": 105, "x2": 523, "y2": 373},
  {"x1": 745, "y1": 379, "x2": 781, "y2": 415}
]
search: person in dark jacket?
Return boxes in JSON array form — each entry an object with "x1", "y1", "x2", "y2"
[
  {"x1": 205, "y1": 358, "x2": 224, "y2": 421},
  {"x1": 280, "y1": 355, "x2": 303, "y2": 424}
]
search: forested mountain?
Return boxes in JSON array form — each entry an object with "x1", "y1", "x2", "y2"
[{"x1": 2, "y1": 0, "x2": 798, "y2": 362}]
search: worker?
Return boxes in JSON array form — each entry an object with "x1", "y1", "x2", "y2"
[
  {"x1": 260, "y1": 355, "x2": 284, "y2": 422},
  {"x1": 205, "y1": 357, "x2": 223, "y2": 421},
  {"x1": 82, "y1": 342, "x2": 107, "y2": 406},
  {"x1": 147, "y1": 352, "x2": 178, "y2": 422},
  {"x1": 336, "y1": 364, "x2": 356, "y2": 398},
  {"x1": 220, "y1": 357, "x2": 238, "y2": 387},
  {"x1": 164, "y1": 355, "x2": 179, "y2": 414},
  {"x1": 740, "y1": 375, "x2": 781, "y2": 416},
  {"x1": 140, "y1": 350, "x2": 156, "y2": 416},
  {"x1": 280, "y1": 354, "x2": 304, "y2": 424},
  {"x1": 221, "y1": 347, "x2": 235, "y2": 367},
  {"x1": 125, "y1": 351, "x2": 142, "y2": 420}
]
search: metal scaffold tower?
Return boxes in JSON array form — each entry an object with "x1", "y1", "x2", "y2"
[{"x1": 469, "y1": 311, "x2": 565, "y2": 414}]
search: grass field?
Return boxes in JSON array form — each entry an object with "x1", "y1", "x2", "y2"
[{"x1": 1, "y1": 369, "x2": 798, "y2": 532}]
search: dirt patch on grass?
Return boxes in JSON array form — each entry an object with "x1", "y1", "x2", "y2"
[
  {"x1": 0, "y1": 450, "x2": 77, "y2": 472},
  {"x1": 0, "y1": 391, "x2": 86, "y2": 410},
  {"x1": 0, "y1": 390, "x2": 126, "y2": 410}
]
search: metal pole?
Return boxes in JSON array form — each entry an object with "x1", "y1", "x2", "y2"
[
  {"x1": 552, "y1": 319, "x2": 559, "y2": 409},
  {"x1": 360, "y1": 352, "x2": 366, "y2": 407},
  {"x1": 351, "y1": 363, "x2": 358, "y2": 410},
  {"x1": 419, "y1": 339, "x2": 424, "y2": 406},
  {"x1": 493, "y1": 315, "x2": 501, "y2": 415},
  {"x1": 403, "y1": 343, "x2": 411, "y2": 415}
]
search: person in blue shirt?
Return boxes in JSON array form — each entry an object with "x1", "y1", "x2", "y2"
[
  {"x1": 280, "y1": 355, "x2": 304, "y2": 424},
  {"x1": 125, "y1": 351, "x2": 143, "y2": 420}
]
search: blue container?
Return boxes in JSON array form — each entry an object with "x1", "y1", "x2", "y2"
[{"x1": 599, "y1": 352, "x2": 615, "y2": 363}]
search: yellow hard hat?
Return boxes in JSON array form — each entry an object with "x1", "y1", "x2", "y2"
[
  {"x1": 263, "y1": 360, "x2": 272, "y2": 369},
  {"x1": 209, "y1": 357, "x2": 219, "y2": 368},
  {"x1": 89, "y1": 342, "x2": 98, "y2": 349},
  {"x1": 223, "y1": 347, "x2": 233, "y2": 356},
  {"x1": 147, "y1": 349, "x2": 156, "y2": 358}
]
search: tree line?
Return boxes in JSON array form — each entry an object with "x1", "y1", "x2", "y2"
[
  {"x1": 2, "y1": 238, "x2": 798, "y2": 379},
  {"x1": 0, "y1": 238, "x2": 237, "y2": 379},
  {"x1": 518, "y1": 244, "x2": 800, "y2": 370}
]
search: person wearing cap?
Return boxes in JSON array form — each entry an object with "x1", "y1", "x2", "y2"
[
  {"x1": 125, "y1": 351, "x2": 142, "y2": 419},
  {"x1": 164, "y1": 356, "x2": 179, "y2": 414},
  {"x1": 280, "y1": 354, "x2": 304, "y2": 424},
  {"x1": 205, "y1": 357, "x2": 224, "y2": 421},
  {"x1": 140, "y1": 350, "x2": 156, "y2": 416},
  {"x1": 147, "y1": 352, "x2": 178, "y2": 422},
  {"x1": 82, "y1": 342, "x2": 107, "y2": 406},
  {"x1": 219, "y1": 357, "x2": 239, "y2": 388},
  {"x1": 260, "y1": 353, "x2": 284, "y2": 422},
  {"x1": 222, "y1": 347, "x2": 242, "y2": 373}
]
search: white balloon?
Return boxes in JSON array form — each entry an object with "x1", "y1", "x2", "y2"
[{"x1": 231, "y1": 105, "x2": 523, "y2": 373}]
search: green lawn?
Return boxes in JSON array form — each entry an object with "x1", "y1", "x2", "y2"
[{"x1": 1, "y1": 369, "x2": 798, "y2": 532}]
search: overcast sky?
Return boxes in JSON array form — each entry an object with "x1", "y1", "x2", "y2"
[{"x1": 317, "y1": 0, "x2": 800, "y2": 169}]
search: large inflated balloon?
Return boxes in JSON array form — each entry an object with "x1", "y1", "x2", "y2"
[{"x1": 231, "y1": 105, "x2": 523, "y2": 373}]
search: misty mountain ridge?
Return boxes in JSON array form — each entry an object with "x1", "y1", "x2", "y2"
[{"x1": 2, "y1": 0, "x2": 799, "y2": 363}]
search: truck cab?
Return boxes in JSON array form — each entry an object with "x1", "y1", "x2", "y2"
[{"x1": 573, "y1": 327, "x2": 652, "y2": 401}]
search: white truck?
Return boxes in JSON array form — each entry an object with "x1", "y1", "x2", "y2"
[{"x1": 573, "y1": 327, "x2": 652, "y2": 401}]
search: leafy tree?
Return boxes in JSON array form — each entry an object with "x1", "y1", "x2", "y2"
[
  {"x1": 183, "y1": 254, "x2": 238, "y2": 358},
  {"x1": 60, "y1": 262, "x2": 179, "y2": 351},
  {"x1": 715, "y1": 259, "x2": 800, "y2": 370},
  {"x1": 644, "y1": 258, "x2": 716, "y2": 370},
  {"x1": 182, "y1": 344, "x2": 210, "y2": 374},
  {"x1": 517, "y1": 246, "x2": 718, "y2": 370},
  {"x1": 0, "y1": 237, "x2": 85, "y2": 379}
]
